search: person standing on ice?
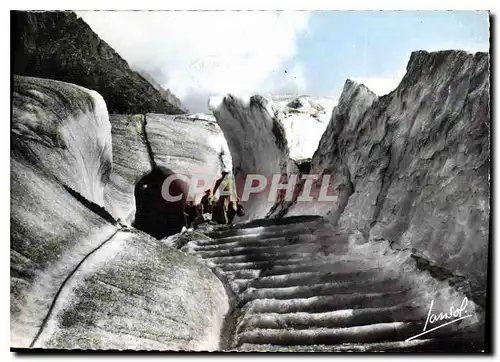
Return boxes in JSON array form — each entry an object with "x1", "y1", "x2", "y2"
[
  {"x1": 183, "y1": 200, "x2": 198, "y2": 228},
  {"x1": 211, "y1": 197, "x2": 228, "y2": 224},
  {"x1": 200, "y1": 189, "x2": 213, "y2": 214},
  {"x1": 213, "y1": 171, "x2": 229, "y2": 200},
  {"x1": 227, "y1": 200, "x2": 237, "y2": 224},
  {"x1": 212, "y1": 170, "x2": 237, "y2": 224}
]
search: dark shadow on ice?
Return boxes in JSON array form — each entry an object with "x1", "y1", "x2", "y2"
[{"x1": 133, "y1": 166, "x2": 188, "y2": 239}]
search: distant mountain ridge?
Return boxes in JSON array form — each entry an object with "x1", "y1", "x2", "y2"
[
  {"x1": 12, "y1": 10, "x2": 186, "y2": 115},
  {"x1": 136, "y1": 69, "x2": 188, "y2": 113}
]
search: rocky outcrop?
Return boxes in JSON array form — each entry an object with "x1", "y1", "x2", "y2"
[
  {"x1": 11, "y1": 76, "x2": 229, "y2": 350},
  {"x1": 298, "y1": 50, "x2": 489, "y2": 305},
  {"x1": 210, "y1": 95, "x2": 298, "y2": 220},
  {"x1": 12, "y1": 11, "x2": 185, "y2": 115},
  {"x1": 137, "y1": 70, "x2": 188, "y2": 113}
]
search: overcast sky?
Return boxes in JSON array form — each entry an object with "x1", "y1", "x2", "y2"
[{"x1": 78, "y1": 11, "x2": 489, "y2": 113}]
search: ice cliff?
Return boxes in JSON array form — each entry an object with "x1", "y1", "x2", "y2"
[
  {"x1": 104, "y1": 113, "x2": 231, "y2": 226},
  {"x1": 11, "y1": 76, "x2": 229, "y2": 350},
  {"x1": 215, "y1": 50, "x2": 489, "y2": 306},
  {"x1": 9, "y1": 9, "x2": 490, "y2": 350},
  {"x1": 210, "y1": 95, "x2": 298, "y2": 220},
  {"x1": 310, "y1": 50, "x2": 490, "y2": 304}
]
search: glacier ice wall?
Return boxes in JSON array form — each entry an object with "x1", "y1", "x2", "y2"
[
  {"x1": 211, "y1": 95, "x2": 298, "y2": 220},
  {"x1": 209, "y1": 50, "x2": 490, "y2": 306},
  {"x1": 104, "y1": 113, "x2": 232, "y2": 224},
  {"x1": 309, "y1": 50, "x2": 489, "y2": 302},
  {"x1": 11, "y1": 76, "x2": 229, "y2": 350}
]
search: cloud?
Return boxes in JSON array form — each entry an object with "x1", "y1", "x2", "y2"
[
  {"x1": 77, "y1": 11, "x2": 309, "y2": 112},
  {"x1": 352, "y1": 69, "x2": 407, "y2": 96}
]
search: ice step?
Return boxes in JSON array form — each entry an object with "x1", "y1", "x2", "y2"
[
  {"x1": 226, "y1": 269, "x2": 389, "y2": 295},
  {"x1": 241, "y1": 289, "x2": 411, "y2": 314},
  {"x1": 236, "y1": 322, "x2": 423, "y2": 345},
  {"x1": 191, "y1": 237, "x2": 289, "y2": 252},
  {"x1": 191, "y1": 234, "x2": 319, "y2": 254},
  {"x1": 197, "y1": 227, "x2": 321, "y2": 246},
  {"x1": 208, "y1": 220, "x2": 333, "y2": 239},
  {"x1": 236, "y1": 320, "x2": 471, "y2": 347},
  {"x1": 239, "y1": 276, "x2": 404, "y2": 301},
  {"x1": 226, "y1": 215, "x2": 325, "y2": 230},
  {"x1": 259, "y1": 257, "x2": 395, "y2": 277},
  {"x1": 225, "y1": 269, "x2": 262, "y2": 280},
  {"x1": 214, "y1": 258, "x2": 325, "y2": 272},
  {"x1": 215, "y1": 257, "x2": 385, "y2": 273},
  {"x1": 199, "y1": 249, "x2": 327, "y2": 265},
  {"x1": 208, "y1": 216, "x2": 323, "y2": 234},
  {"x1": 192, "y1": 237, "x2": 321, "y2": 258},
  {"x1": 249, "y1": 268, "x2": 389, "y2": 289},
  {"x1": 236, "y1": 304, "x2": 426, "y2": 332},
  {"x1": 222, "y1": 265, "x2": 390, "y2": 288},
  {"x1": 235, "y1": 339, "x2": 440, "y2": 352}
]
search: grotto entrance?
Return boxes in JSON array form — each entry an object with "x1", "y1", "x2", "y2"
[{"x1": 132, "y1": 166, "x2": 188, "y2": 239}]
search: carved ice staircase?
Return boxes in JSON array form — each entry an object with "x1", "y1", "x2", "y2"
[{"x1": 178, "y1": 216, "x2": 482, "y2": 352}]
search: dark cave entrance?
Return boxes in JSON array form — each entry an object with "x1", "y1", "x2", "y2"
[{"x1": 132, "y1": 166, "x2": 188, "y2": 239}]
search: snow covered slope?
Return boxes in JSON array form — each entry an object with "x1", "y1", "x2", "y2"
[{"x1": 272, "y1": 95, "x2": 338, "y2": 161}]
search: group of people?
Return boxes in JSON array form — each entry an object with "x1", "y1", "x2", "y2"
[{"x1": 183, "y1": 172, "x2": 245, "y2": 228}]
